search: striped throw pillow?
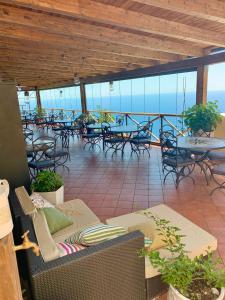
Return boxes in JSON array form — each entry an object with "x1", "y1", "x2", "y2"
[
  {"x1": 57, "y1": 242, "x2": 85, "y2": 257},
  {"x1": 65, "y1": 224, "x2": 127, "y2": 246}
]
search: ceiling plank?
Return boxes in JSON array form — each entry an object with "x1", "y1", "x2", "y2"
[
  {"x1": 0, "y1": 21, "x2": 175, "y2": 61},
  {"x1": 0, "y1": 3, "x2": 200, "y2": 57},
  {"x1": 2, "y1": 0, "x2": 225, "y2": 46},
  {"x1": 84, "y1": 51, "x2": 225, "y2": 84},
  {"x1": 134, "y1": 0, "x2": 225, "y2": 24},
  {"x1": 0, "y1": 37, "x2": 156, "y2": 66}
]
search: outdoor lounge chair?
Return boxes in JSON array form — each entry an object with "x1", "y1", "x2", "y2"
[{"x1": 9, "y1": 188, "x2": 146, "y2": 300}]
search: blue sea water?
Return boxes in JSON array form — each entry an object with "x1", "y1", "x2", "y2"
[{"x1": 20, "y1": 90, "x2": 225, "y2": 138}]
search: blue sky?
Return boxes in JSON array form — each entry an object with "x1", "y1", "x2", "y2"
[{"x1": 208, "y1": 62, "x2": 225, "y2": 91}]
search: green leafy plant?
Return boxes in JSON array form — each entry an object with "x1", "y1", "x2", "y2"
[
  {"x1": 75, "y1": 112, "x2": 97, "y2": 125},
  {"x1": 183, "y1": 101, "x2": 222, "y2": 134},
  {"x1": 96, "y1": 106, "x2": 114, "y2": 123},
  {"x1": 31, "y1": 171, "x2": 63, "y2": 192},
  {"x1": 35, "y1": 107, "x2": 46, "y2": 118},
  {"x1": 139, "y1": 212, "x2": 225, "y2": 299}
]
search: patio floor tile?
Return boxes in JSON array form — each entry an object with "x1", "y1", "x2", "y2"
[{"x1": 58, "y1": 137, "x2": 225, "y2": 266}]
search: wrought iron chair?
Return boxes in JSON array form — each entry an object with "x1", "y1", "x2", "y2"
[
  {"x1": 160, "y1": 131, "x2": 195, "y2": 188},
  {"x1": 103, "y1": 123, "x2": 126, "y2": 157},
  {"x1": 82, "y1": 123, "x2": 102, "y2": 150},
  {"x1": 28, "y1": 136, "x2": 56, "y2": 179},
  {"x1": 46, "y1": 130, "x2": 70, "y2": 171},
  {"x1": 130, "y1": 121, "x2": 153, "y2": 157},
  {"x1": 23, "y1": 128, "x2": 34, "y2": 143},
  {"x1": 210, "y1": 163, "x2": 225, "y2": 195},
  {"x1": 116, "y1": 115, "x2": 125, "y2": 125}
]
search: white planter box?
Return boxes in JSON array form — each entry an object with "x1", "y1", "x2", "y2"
[
  {"x1": 168, "y1": 285, "x2": 225, "y2": 300},
  {"x1": 39, "y1": 186, "x2": 64, "y2": 206}
]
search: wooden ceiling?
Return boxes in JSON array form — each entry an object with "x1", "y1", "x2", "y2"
[{"x1": 0, "y1": 0, "x2": 225, "y2": 89}]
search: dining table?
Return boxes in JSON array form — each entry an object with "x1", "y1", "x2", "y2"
[
  {"x1": 177, "y1": 136, "x2": 225, "y2": 184},
  {"x1": 177, "y1": 136, "x2": 225, "y2": 151},
  {"x1": 107, "y1": 124, "x2": 140, "y2": 156}
]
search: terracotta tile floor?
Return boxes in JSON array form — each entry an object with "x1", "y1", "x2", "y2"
[
  {"x1": 59, "y1": 137, "x2": 225, "y2": 298},
  {"x1": 60, "y1": 138, "x2": 225, "y2": 258}
]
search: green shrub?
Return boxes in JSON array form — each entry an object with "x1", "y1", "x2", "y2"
[
  {"x1": 31, "y1": 171, "x2": 63, "y2": 192},
  {"x1": 183, "y1": 101, "x2": 222, "y2": 134},
  {"x1": 139, "y1": 212, "x2": 225, "y2": 299}
]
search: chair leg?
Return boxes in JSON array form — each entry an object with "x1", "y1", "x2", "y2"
[{"x1": 210, "y1": 173, "x2": 225, "y2": 195}]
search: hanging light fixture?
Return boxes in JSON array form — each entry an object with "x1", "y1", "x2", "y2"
[
  {"x1": 109, "y1": 81, "x2": 114, "y2": 92},
  {"x1": 24, "y1": 91, "x2": 29, "y2": 103},
  {"x1": 73, "y1": 73, "x2": 80, "y2": 85}
]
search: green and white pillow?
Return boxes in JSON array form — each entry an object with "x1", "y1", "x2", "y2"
[
  {"x1": 42, "y1": 207, "x2": 73, "y2": 235},
  {"x1": 65, "y1": 224, "x2": 127, "y2": 246}
]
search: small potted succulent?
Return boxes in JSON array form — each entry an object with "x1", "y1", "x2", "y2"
[
  {"x1": 31, "y1": 171, "x2": 64, "y2": 205},
  {"x1": 139, "y1": 213, "x2": 225, "y2": 300},
  {"x1": 183, "y1": 101, "x2": 222, "y2": 136}
]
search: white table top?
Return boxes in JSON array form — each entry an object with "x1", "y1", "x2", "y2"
[{"x1": 178, "y1": 136, "x2": 225, "y2": 151}]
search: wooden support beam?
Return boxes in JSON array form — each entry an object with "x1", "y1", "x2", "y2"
[
  {"x1": 35, "y1": 86, "x2": 42, "y2": 109},
  {"x1": 2, "y1": 0, "x2": 225, "y2": 47},
  {"x1": 0, "y1": 233, "x2": 23, "y2": 300},
  {"x1": 80, "y1": 83, "x2": 87, "y2": 114},
  {"x1": 0, "y1": 3, "x2": 197, "y2": 57},
  {"x1": 83, "y1": 51, "x2": 225, "y2": 84},
  {"x1": 134, "y1": 0, "x2": 225, "y2": 24},
  {"x1": 196, "y1": 65, "x2": 208, "y2": 104},
  {"x1": 0, "y1": 21, "x2": 177, "y2": 61},
  {"x1": 0, "y1": 37, "x2": 157, "y2": 66}
]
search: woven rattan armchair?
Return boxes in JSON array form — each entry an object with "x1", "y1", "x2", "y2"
[{"x1": 9, "y1": 193, "x2": 146, "y2": 300}]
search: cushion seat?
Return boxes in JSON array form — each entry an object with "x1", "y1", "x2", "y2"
[
  {"x1": 46, "y1": 150, "x2": 69, "y2": 158},
  {"x1": 106, "y1": 204, "x2": 217, "y2": 279},
  {"x1": 162, "y1": 156, "x2": 194, "y2": 167},
  {"x1": 104, "y1": 138, "x2": 124, "y2": 143},
  {"x1": 52, "y1": 199, "x2": 100, "y2": 243},
  {"x1": 212, "y1": 163, "x2": 225, "y2": 175},
  {"x1": 130, "y1": 138, "x2": 151, "y2": 144},
  {"x1": 208, "y1": 151, "x2": 225, "y2": 161},
  {"x1": 28, "y1": 159, "x2": 55, "y2": 169}
]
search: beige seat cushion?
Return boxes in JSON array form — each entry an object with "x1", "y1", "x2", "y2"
[
  {"x1": 32, "y1": 209, "x2": 60, "y2": 262},
  {"x1": 15, "y1": 186, "x2": 36, "y2": 215},
  {"x1": 107, "y1": 204, "x2": 217, "y2": 279},
  {"x1": 52, "y1": 199, "x2": 101, "y2": 243}
]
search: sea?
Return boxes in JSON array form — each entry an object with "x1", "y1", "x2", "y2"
[{"x1": 23, "y1": 90, "x2": 225, "y2": 138}]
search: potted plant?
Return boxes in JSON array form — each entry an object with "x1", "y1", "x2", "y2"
[
  {"x1": 35, "y1": 107, "x2": 46, "y2": 118},
  {"x1": 96, "y1": 105, "x2": 115, "y2": 123},
  {"x1": 139, "y1": 212, "x2": 225, "y2": 300},
  {"x1": 31, "y1": 171, "x2": 64, "y2": 205},
  {"x1": 183, "y1": 101, "x2": 222, "y2": 136}
]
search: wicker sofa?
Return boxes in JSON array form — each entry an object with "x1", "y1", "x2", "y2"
[{"x1": 9, "y1": 188, "x2": 146, "y2": 300}]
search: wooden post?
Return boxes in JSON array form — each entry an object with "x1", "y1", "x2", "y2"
[
  {"x1": 80, "y1": 83, "x2": 87, "y2": 114},
  {"x1": 35, "y1": 86, "x2": 42, "y2": 109},
  {"x1": 196, "y1": 65, "x2": 208, "y2": 105},
  {"x1": 0, "y1": 233, "x2": 23, "y2": 300}
]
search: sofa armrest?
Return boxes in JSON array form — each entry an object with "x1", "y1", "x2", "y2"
[{"x1": 19, "y1": 215, "x2": 146, "y2": 300}]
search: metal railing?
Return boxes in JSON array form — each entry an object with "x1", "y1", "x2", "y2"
[{"x1": 21, "y1": 108, "x2": 187, "y2": 143}]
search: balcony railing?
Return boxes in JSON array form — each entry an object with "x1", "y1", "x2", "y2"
[{"x1": 21, "y1": 108, "x2": 187, "y2": 143}]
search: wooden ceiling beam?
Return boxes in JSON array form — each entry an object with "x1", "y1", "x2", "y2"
[
  {"x1": 83, "y1": 51, "x2": 225, "y2": 84},
  {"x1": 0, "y1": 38, "x2": 156, "y2": 66},
  {"x1": 0, "y1": 56, "x2": 137, "y2": 70},
  {"x1": 0, "y1": 22, "x2": 173, "y2": 61},
  {"x1": 0, "y1": 3, "x2": 200, "y2": 57},
  {"x1": 134, "y1": 0, "x2": 225, "y2": 24},
  {"x1": 2, "y1": 0, "x2": 225, "y2": 46},
  {"x1": 0, "y1": 49, "x2": 152, "y2": 69}
]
